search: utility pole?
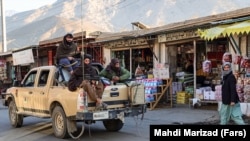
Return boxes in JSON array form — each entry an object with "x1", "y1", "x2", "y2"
[{"x1": 0, "y1": 0, "x2": 7, "y2": 52}]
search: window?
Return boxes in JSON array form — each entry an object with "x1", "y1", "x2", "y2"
[
  {"x1": 23, "y1": 71, "x2": 37, "y2": 87},
  {"x1": 38, "y1": 70, "x2": 50, "y2": 86}
]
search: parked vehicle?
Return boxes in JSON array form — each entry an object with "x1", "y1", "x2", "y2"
[{"x1": 0, "y1": 80, "x2": 9, "y2": 99}]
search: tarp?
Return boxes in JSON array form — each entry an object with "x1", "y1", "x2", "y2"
[{"x1": 198, "y1": 20, "x2": 250, "y2": 40}]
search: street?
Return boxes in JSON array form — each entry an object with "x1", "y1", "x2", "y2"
[
  {"x1": 0, "y1": 101, "x2": 223, "y2": 141},
  {"x1": 0, "y1": 104, "x2": 149, "y2": 141},
  {"x1": 3, "y1": 97, "x2": 250, "y2": 141}
]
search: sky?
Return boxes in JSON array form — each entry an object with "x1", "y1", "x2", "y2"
[{"x1": 4, "y1": 0, "x2": 56, "y2": 12}]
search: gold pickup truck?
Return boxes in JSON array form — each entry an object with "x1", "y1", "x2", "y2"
[{"x1": 2, "y1": 66, "x2": 146, "y2": 139}]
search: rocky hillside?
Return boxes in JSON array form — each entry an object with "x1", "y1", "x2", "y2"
[{"x1": 1, "y1": 0, "x2": 250, "y2": 50}]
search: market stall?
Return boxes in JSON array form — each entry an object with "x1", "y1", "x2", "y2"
[
  {"x1": 135, "y1": 63, "x2": 173, "y2": 110},
  {"x1": 191, "y1": 52, "x2": 250, "y2": 116}
]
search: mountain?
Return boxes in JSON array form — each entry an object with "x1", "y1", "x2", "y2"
[
  {"x1": 1, "y1": 0, "x2": 250, "y2": 51},
  {"x1": 5, "y1": 10, "x2": 18, "y2": 17}
]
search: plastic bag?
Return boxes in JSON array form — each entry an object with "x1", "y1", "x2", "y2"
[
  {"x1": 240, "y1": 56, "x2": 250, "y2": 68},
  {"x1": 222, "y1": 52, "x2": 232, "y2": 63},
  {"x1": 202, "y1": 60, "x2": 211, "y2": 73},
  {"x1": 233, "y1": 54, "x2": 242, "y2": 65},
  {"x1": 135, "y1": 65, "x2": 144, "y2": 76}
]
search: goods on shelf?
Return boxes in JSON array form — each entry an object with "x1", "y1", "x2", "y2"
[
  {"x1": 240, "y1": 56, "x2": 250, "y2": 68},
  {"x1": 176, "y1": 91, "x2": 190, "y2": 104},
  {"x1": 136, "y1": 78, "x2": 172, "y2": 110},
  {"x1": 195, "y1": 86, "x2": 217, "y2": 101},
  {"x1": 136, "y1": 78, "x2": 163, "y2": 103},
  {"x1": 233, "y1": 54, "x2": 242, "y2": 65},
  {"x1": 0, "y1": 60, "x2": 7, "y2": 80},
  {"x1": 214, "y1": 85, "x2": 222, "y2": 101}
]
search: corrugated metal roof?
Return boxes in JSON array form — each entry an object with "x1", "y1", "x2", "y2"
[
  {"x1": 95, "y1": 7, "x2": 250, "y2": 43},
  {"x1": 12, "y1": 45, "x2": 38, "y2": 52},
  {"x1": 0, "y1": 51, "x2": 12, "y2": 56}
]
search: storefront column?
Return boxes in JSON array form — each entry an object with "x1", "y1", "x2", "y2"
[
  {"x1": 103, "y1": 47, "x2": 111, "y2": 67},
  {"x1": 193, "y1": 40, "x2": 197, "y2": 97},
  {"x1": 129, "y1": 48, "x2": 132, "y2": 78},
  {"x1": 160, "y1": 43, "x2": 168, "y2": 64},
  {"x1": 153, "y1": 42, "x2": 159, "y2": 63}
]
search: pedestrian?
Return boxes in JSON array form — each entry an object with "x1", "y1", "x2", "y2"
[
  {"x1": 55, "y1": 33, "x2": 80, "y2": 74},
  {"x1": 219, "y1": 62, "x2": 245, "y2": 125},
  {"x1": 68, "y1": 54, "x2": 107, "y2": 109},
  {"x1": 185, "y1": 59, "x2": 194, "y2": 74},
  {"x1": 99, "y1": 58, "x2": 130, "y2": 83}
]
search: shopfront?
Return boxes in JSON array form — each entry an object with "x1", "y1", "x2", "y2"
[
  {"x1": 102, "y1": 37, "x2": 156, "y2": 78},
  {"x1": 12, "y1": 46, "x2": 38, "y2": 82},
  {"x1": 0, "y1": 51, "x2": 13, "y2": 89},
  {"x1": 157, "y1": 28, "x2": 230, "y2": 104},
  {"x1": 198, "y1": 20, "x2": 250, "y2": 111}
]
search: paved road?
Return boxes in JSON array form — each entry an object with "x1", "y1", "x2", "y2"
[{"x1": 2, "y1": 101, "x2": 249, "y2": 140}]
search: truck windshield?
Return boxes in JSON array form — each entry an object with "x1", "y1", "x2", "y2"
[{"x1": 23, "y1": 71, "x2": 37, "y2": 87}]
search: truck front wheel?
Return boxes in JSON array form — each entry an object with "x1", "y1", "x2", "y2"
[
  {"x1": 52, "y1": 106, "x2": 69, "y2": 139},
  {"x1": 9, "y1": 100, "x2": 23, "y2": 128},
  {"x1": 103, "y1": 119, "x2": 124, "y2": 131}
]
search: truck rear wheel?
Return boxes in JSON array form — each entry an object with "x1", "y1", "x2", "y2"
[
  {"x1": 52, "y1": 106, "x2": 69, "y2": 139},
  {"x1": 9, "y1": 100, "x2": 23, "y2": 128},
  {"x1": 103, "y1": 119, "x2": 124, "y2": 131}
]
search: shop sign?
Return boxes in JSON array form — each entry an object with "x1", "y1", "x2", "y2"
[
  {"x1": 12, "y1": 49, "x2": 34, "y2": 66},
  {"x1": 158, "y1": 30, "x2": 199, "y2": 43},
  {"x1": 153, "y1": 63, "x2": 170, "y2": 79},
  {"x1": 103, "y1": 38, "x2": 148, "y2": 48}
]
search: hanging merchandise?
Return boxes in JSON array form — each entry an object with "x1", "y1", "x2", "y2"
[
  {"x1": 246, "y1": 68, "x2": 250, "y2": 77},
  {"x1": 240, "y1": 56, "x2": 250, "y2": 68},
  {"x1": 135, "y1": 64, "x2": 144, "y2": 77},
  {"x1": 222, "y1": 52, "x2": 232, "y2": 63},
  {"x1": 202, "y1": 60, "x2": 212, "y2": 73},
  {"x1": 233, "y1": 54, "x2": 242, "y2": 65}
]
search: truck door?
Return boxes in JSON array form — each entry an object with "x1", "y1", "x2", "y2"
[
  {"x1": 17, "y1": 70, "x2": 37, "y2": 114},
  {"x1": 32, "y1": 69, "x2": 50, "y2": 117}
]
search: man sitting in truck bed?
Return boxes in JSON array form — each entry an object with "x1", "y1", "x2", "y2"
[
  {"x1": 68, "y1": 54, "x2": 108, "y2": 109},
  {"x1": 99, "y1": 58, "x2": 130, "y2": 84}
]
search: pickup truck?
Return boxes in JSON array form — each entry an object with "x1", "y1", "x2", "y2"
[{"x1": 2, "y1": 65, "x2": 146, "y2": 139}]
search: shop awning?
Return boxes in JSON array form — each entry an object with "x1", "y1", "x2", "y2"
[{"x1": 198, "y1": 20, "x2": 250, "y2": 40}]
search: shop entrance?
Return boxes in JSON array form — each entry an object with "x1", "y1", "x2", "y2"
[{"x1": 112, "y1": 48, "x2": 153, "y2": 78}]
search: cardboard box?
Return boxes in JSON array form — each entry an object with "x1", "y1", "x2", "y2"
[
  {"x1": 177, "y1": 82, "x2": 183, "y2": 92},
  {"x1": 195, "y1": 89, "x2": 204, "y2": 100},
  {"x1": 177, "y1": 91, "x2": 188, "y2": 97},
  {"x1": 204, "y1": 91, "x2": 215, "y2": 100}
]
